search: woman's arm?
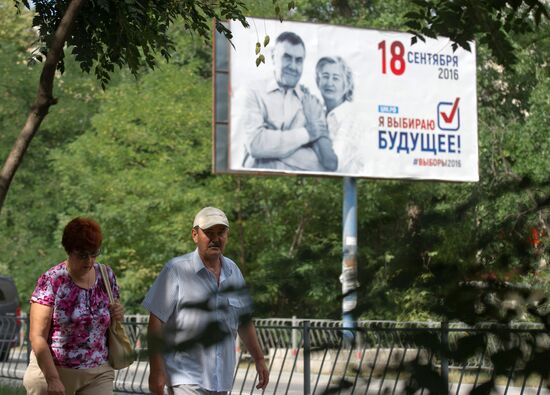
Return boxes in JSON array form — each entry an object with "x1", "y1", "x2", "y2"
[
  {"x1": 301, "y1": 91, "x2": 338, "y2": 171},
  {"x1": 107, "y1": 266, "x2": 124, "y2": 321},
  {"x1": 29, "y1": 303, "x2": 65, "y2": 395},
  {"x1": 312, "y1": 133, "x2": 338, "y2": 171}
]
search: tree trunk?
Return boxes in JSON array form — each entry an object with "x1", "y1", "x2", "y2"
[{"x1": 0, "y1": 0, "x2": 86, "y2": 215}]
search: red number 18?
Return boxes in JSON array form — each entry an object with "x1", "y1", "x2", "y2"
[{"x1": 378, "y1": 40, "x2": 406, "y2": 76}]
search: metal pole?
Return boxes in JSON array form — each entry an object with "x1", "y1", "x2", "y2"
[
  {"x1": 342, "y1": 177, "x2": 358, "y2": 345},
  {"x1": 303, "y1": 320, "x2": 311, "y2": 395},
  {"x1": 292, "y1": 315, "x2": 298, "y2": 351},
  {"x1": 441, "y1": 320, "x2": 449, "y2": 391},
  {"x1": 25, "y1": 315, "x2": 31, "y2": 362}
]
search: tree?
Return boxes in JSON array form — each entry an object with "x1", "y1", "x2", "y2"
[
  {"x1": 299, "y1": 0, "x2": 549, "y2": 66},
  {"x1": 2, "y1": 0, "x2": 549, "y2": 215},
  {"x1": 291, "y1": 0, "x2": 550, "y2": 321},
  {"x1": 1, "y1": 0, "x2": 549, "y2": 322},
  {"x1": 0, "y1": 0, "x2": 251, "y2": 214},
  {"x1": 0, "y1": 0, "x2": 111, "y2": 295},
  {"x1": 45, "y1": 37, "x2": 346, "y2": 312}
]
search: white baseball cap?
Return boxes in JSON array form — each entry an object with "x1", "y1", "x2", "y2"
[{"x1": 193, "y1": 207, "x2": 229, "y2": 229}]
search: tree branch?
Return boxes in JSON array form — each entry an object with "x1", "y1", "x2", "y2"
[{"x1": 0, "y1": 0, "x2": 87, "y2": 214}]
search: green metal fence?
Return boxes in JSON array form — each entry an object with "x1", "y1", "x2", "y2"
[{"x1": 1, "y1": 315, "x2": 549, "y2": 394}]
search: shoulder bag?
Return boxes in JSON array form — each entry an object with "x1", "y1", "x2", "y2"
[{"x1": 99, "y1": 264, "x2": 135, "y2": 369}]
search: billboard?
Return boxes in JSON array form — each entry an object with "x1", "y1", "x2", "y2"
[{"x1": 213, "y1": 18, "x2": 479, "y2": 182}]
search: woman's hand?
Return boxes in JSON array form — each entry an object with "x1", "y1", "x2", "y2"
[
  {"x1": 301, "y1": 90, "x2": 325, "y2": 125},
  {"x1": 46, "y1": 376, "x2": 65, "y2": 395},
  {"x1": 109, "y1": 301, "x2": 124, "y2": 322},
  {"x1": 302, "y1": 92, "x2": 329, "y2": 142}
]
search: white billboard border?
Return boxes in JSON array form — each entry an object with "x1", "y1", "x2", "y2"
[{"x1": 212, "y1": 18, "x2": 480, "y2": 183}]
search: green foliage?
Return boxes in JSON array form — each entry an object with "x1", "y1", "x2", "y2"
[
  {"x1": 404, "y1": 0, "x2": 550, "y2": 67},
  {"x1": 1, "y1": 0, "x2": 549, "y2": 322},
  {"x1": 16, "y1": 0, "x2": 251, "y2": 87},
  {"x1": 2, "y1": 1, "x2": 550, "y2": 392},
  {"x1": 295, "y1": 0, "x2": 413, "y2": 29},
  {"x1": 0, "y1": 1, "x2": 106, "y2": 298},
  {"x1": 49, "y1": 56, "x2": 213, "y2": 309},
  {"x1": 0, "y1": 383, "x2": 25, "y2": 395}
]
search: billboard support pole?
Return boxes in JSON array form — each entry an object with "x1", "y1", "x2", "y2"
[{"x1": 342, "y1": 177, "x2": 358, "y2": 345}]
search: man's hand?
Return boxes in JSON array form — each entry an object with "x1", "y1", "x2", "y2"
[
  {"x1": 148, "y1": 367, "x2": 167, "y2": 395},
  {"x1": 148, "y1": 314, "x2": 168, "y2": 395},
  {"x1": 255, "y1": 358, "x2": 269, "y2": 390},
  {"x1": 238, "y1": 321, "x2": 270, "y2": 391}
]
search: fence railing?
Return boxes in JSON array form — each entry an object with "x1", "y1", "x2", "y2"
[{"x1": 1, "y1": 315, "x2": 549, "y2": 394}]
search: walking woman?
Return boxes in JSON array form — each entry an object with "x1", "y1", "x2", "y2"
[{"x1": 23, "y1": 217, "x2": 124, "y2": 395}]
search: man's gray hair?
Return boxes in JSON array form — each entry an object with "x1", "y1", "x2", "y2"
[
  {"x1": 315, "y1": 56, "x2": 354, "y2": 102},
  {"x1": 275, "y1": 31, "x2": 305, "y2": 51}
]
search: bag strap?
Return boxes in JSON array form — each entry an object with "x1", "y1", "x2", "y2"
[{"x1": 99, "y1": 264, "x2": 115, "y2": 304}]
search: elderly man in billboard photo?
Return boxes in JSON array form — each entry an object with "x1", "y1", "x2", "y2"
[
  {"x1": 315, "y1": 56, "x2": 364, "y2": 174},
  {"x1": 235, "y1": 31, "x2": 338, "y2": 172}
]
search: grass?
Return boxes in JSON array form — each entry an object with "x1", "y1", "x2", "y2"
[{"x1": 0, "y1": 383, "x2": 26, "y2": 395}]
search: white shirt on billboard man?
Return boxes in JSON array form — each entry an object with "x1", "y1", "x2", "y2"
[{"x1": 235, "y1": 32, "x2": 337, "y2": 172}]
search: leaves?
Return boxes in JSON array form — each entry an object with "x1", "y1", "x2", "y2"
[
  {"x1": 14, "y1": 0, "x2": 250, "y2": 86},
  {"x1": 1, "y1": 3, "x2": 550, "y2": 394},
  {"x1": 403, "y1": 0, "x2": 550, "y2": 67},
  {"x1": 254, "y1": 34, "x2": 270, "y2": 67},
  {"x1": 1, "y1": 0, "x2": 549, "y2": 326}
]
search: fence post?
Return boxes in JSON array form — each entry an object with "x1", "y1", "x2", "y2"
[
  {"x1": 292, "y1": 315, "x2": 299, "y2": 351},
  {"x1": 441, "y1": 320, "x2": 449, "y2": 391},
  {"x1": 303, "y1": 320, "x2": 311, "y2": 395},
  {"x1": 23, "y1": 315, "x2": 31, "y2": 362}
]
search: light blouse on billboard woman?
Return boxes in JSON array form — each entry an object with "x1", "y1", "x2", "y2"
[{"x1": 315, "y1": 56, "x2": 365, "y2": 174}]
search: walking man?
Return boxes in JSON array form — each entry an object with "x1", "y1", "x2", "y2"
[{"x1": 143, "y1": 207, "x2": 269, "y2": 395}]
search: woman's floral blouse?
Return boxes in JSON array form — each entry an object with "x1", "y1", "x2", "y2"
[{"x1": 30, "y1": 262, "x2": 119, "y2": 368}]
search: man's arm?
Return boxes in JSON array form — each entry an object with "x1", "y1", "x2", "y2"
[
  {"x1": 238, "y1": 321, "x2": 269, "y2": 390},
  {"x1": 237, "y1": 87, "x2": 315, "y2": 159},
  {"x1": 148, "y1": 314, "x2": 168, "y2": 395}
]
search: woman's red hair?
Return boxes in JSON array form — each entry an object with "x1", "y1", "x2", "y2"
[{"x1": 61, "y1": 217, "x2": 103, "y2": 254}]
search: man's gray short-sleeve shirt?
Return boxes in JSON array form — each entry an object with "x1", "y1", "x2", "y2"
[{"x1": 142, "y1": 249, "x2": 250, "y2": 392}]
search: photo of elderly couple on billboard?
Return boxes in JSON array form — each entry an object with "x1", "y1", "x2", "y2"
[
  {"x1": 225, "y1": 18, "x2": 479, "y2": 181},
  {"x1": 230, "y1": 28, "x2": 367, "y2": 176}
]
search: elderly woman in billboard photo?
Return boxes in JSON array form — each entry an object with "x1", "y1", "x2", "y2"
[{"x1": 314, "y1": 56, "x2": 365, "y2": 174}]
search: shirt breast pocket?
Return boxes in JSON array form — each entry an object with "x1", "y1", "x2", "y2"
[{"x1": 227, "y1": 297, "x2": 244, "y2": 333}]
